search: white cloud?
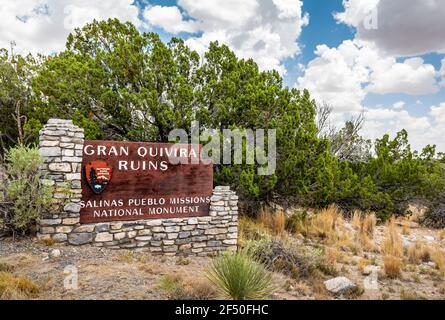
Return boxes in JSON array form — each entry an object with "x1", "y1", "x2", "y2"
[
  {"x1": 430, "y1": 102, "x2": 445, "y2": 124},
  {"x1": 363, "y1": 106, "x2": 445, "y2": 153},
  {"x1": 367, "y1": 57, "x2": 439, "y2": 95},
  {"x1": 297, "y1": 40, "x2": 439, "y2": 113},
  {"x1": 297, "y1": 38, "x2": 444, "y2": 152},
  {"x1": 440, "y1": 57, "x2": 445, "y2": 88},
  {"x1": 0, "y1": 0, "x2": 141, "y2": 55},
  {"x1": 143, "y1": 5, "x2": 199, "y2": 34},
  {"x1": 142, "y1": 0, "x2": 309, "y2": 75},
  {"x1": 392, "y1": 101, "x2": 405, "y2": 110},
  {"x1": 297, "y1": 40, "x2": 368, "y2": 113},
  {"x1": 335, "y1": 0, "x2": 445, "y2": 56}
]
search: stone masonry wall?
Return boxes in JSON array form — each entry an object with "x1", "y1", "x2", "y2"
[{"x1": 37, "y1": 119, "x2": 238, "y2": 256}]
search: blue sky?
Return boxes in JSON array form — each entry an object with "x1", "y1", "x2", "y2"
[{"x1": 1, "y1": 0, "x2": 444, "y2": 152}]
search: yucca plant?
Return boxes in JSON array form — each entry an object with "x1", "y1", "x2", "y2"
[{"x1": 206, "y1": 250, "x2": 273, "y2": 300}]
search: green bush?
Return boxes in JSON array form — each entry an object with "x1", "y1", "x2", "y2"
[
  {"x1": 206, "y1": 250, "x2": 273, "y2": 300},
  {"x1": 0, "y1": 145, "x2": 52, "y2": 234}
]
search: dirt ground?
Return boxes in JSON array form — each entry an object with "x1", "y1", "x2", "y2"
[{"x1": 1, "y1": 219, "x2": 444, "y2": 300}]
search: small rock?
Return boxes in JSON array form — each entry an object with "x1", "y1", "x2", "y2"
[
  {"x1": 426, "y1": 261, "x2": 436, "y2": 268},
  {"x1": 423, "y1": 235, "x2": 435, "y2": 242},
  {"x1": 324, "y1": 277, "x2": 357, "y2": 295},
  {"x1": 50, "y1": 249, "x2": 61, "y2": 258}
]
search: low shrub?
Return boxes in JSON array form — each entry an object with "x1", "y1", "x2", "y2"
[
  {"x1": 206, "y1": 250, "x2": 273, "y2": 300},
  {"x1": 246, "y1": 237, "x2": 337, "y2": 279},
  {"x1": 0, "y1": 145, "x2": 53, "y2": 235},
  {"x1": 422, "y1": 197, "x2": 445, "y2": 228}
]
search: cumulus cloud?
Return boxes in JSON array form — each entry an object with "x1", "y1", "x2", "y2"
[
  {"x1": 392, "y1": 101, "x2": 405, "y2": 110},
  {"x1": 335, "y1": 0, "x2": 445, "y2": 56},
  {"x1": 143, "y1": 0, "x2": 309, "y2": 74},
  {"x1": 367, "y1": 57, "x2": 439, "y2": 95},
  {"x1": 143, "y1": 5, "x2": 199, "y2": 34},
  {"x1": 430, "y1": 102, "x2": 445, "y2": 124},
  {"x1": 297, "y1": 40, "x2": 368, "y2": 113},
  {"x1": 297, "y1": 36, "x2": 444, "y2": 152},
  {"x1": 362, "y1": 105, "x2": 445, "y2": 153},
  {"x1": 297, "y1": 40, "x2": 439, "y2": 113},
  {"x1": 0, "y1": 0, "x2": 140, "y2": 55}
]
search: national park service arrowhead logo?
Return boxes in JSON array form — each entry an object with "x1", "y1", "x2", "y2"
[{"x1": 85, "y1": 160, "x2": 113, "y2": 194}]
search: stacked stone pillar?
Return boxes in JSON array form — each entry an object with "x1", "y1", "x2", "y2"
[{"x1": 38, "y1": 119, "x2": 83, "y2": 242}]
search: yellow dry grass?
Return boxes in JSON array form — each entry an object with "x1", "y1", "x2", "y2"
[
  {"x1": 430, "y1": 246, "x2": 445, "y2": 275},
  {"x1": 0, "y1": 272, "x2": 39, "y2": 300},
  {"x1": 159, "y1": 272, "x2": 217, "y2": 300},
  {"x1": 258, "y1": 207, "x2": 286, "y2": 236},
  {"x1": 383, "y1": 256, "x2": 402, "y2": 279},
  {"x1": 238, "y1": 216, "x2": 271, "y2": 244},
  {"x1": 381, "y1": 218, "x2": 403, "y2": 257},
  {"x1": 407, "y1": 241, "x2": 430, "y2": 265},
  {"x1": 307, "y1": 205, "x2": 350, "y2": 246},
  {"x1": 381, "y1": 217, "x2": 403, "y2": 278},
  {"x1": 401, "y1": 219, "x2": 410, "y2": 235},
  {"x1": 357, "y1": 258, "x2": 370, "y2": 274}
]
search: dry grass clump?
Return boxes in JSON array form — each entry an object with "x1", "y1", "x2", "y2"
[
  {"x1": 430, "y1": 246, "x2": 445, "y2": 275},
  {"x1": 0, "y1": 262, "x2": 14, "y2": 273},
  {"x1": 362, "y1": 213, "x2": 377, "y2": 237},
  {"x1": 116, "y1": 250, "x2": 150, "y2": 264},
  {"x1": 307, "y1": 205, "x2": 350, "y2": 246},
  {"x1": 401, "y1": 219, "x2": 410, "y2": 235},
  {"x1": 383, "y1": 256, "x2": 402, "y2": 279},
  {"x1": 258, "y1": 207, "x2": 286, "y2": 236},
  {"x1": 37, "y1": 237, "x2": 57, "y2": 247},
  {"x1": 325, "y1": 247, "x2": 344, "y2": 265},
  {"x1": 238, "y1": 216, "x2": 271, "y2": 244},
  {"x1": 159, "y1": 273, "x2": 217, "y2": 300},
  {"x1": 351, "y1": 211, "x2": 378, "y2": 253},
  {"x1": 407, "y1": 241, "x2": 430, "y2": 264},
  {"x1": 0, "y1": 272, "x2": 39, "y2": 299},
  {"x1": 351, "y1": 210, "x2": 362, "y2": 230},
  {"x1": 381, "y1": 218, "x2": 403, "y2": 278}
]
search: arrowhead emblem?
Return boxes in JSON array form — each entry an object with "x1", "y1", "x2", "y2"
[{"x1": 85, "y1": 160, "x2": 113, "y2": 194}]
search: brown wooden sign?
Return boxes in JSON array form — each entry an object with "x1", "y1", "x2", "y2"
[{"x1": 80, "y1": 140, "x2": 213, "y2": 224}]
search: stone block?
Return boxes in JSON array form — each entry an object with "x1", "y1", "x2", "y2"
[
  {"x1": 40, "y1": 147, "x2": 62, "y2": 157},
  {"x1": 48, "y1": 162, "x2": 71, "y2": 172},
  {"x1": 95, "y1": 232, "x2": 113, "y2": 242},
  {"x1": 68, "y1": 233, "x2": 93, "y2": 245}
]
